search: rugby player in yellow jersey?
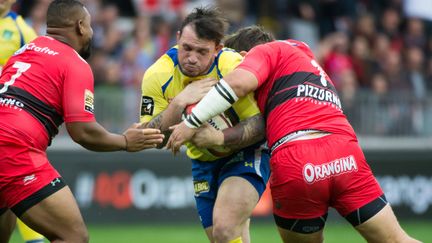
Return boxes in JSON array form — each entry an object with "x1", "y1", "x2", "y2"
[
  {"x1": 0, "y1": 0, "x2": 37, "y2": 73},
  {"x1": 0, "y1": 1, "x2": 44, "y2": 243},
  {"x1": 140, "y1": 7, "x2": 270, "y2": 243}
]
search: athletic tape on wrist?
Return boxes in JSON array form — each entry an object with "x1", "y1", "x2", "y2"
[{"x1": 187, "y1": 79, "x2": 239, "y2": 128}]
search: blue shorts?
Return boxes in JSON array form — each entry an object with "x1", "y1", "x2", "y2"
[{"x1": 191, "y1": 142, "x2": 270, "y2": 228}]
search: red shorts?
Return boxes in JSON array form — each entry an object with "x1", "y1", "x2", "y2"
[
  {"x1": 0, "y1": 144, "x2": 60, "y2": 208},
  {"x1": 270, "y1": 134, "x2": 383, "y2": 219}
]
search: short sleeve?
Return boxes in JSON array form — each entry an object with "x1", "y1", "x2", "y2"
[
  {"x1": 140, "y1": 66, "x2": 169, "y2": 123},
  {"x1": 237, "y1": 44, "x2": 274, "y2": 88},
  {"x1": 217, "y1": 49, "x2": 243, "y2": 76},
  {"x1": 62, "y1": 58, "x2": 96, "y2": 123}
]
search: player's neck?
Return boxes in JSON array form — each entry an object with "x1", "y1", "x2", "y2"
[
  {"x1": 0, "y1": 9, "x2": 10, "y2": 18},
  {"x1": 46, "y1": 29, "x2": 78, "y2": 51}
]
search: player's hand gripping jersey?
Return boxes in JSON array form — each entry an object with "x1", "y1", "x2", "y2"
[
  {"x1": 0, "y1": 36, "x2": 95, "y2": 150},
  {"x1": 237, "y1": 39, "x2": 357, "y2": 151},
  {"x1": 141, "y1": 46, "x2": 260, "y2": 161}
]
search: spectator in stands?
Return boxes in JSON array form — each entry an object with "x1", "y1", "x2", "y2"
[
  {"x1": 323, "y1": 32, "x2": 354, "y2": 90},
  {"x1": 350, "y1": 35, "x2": 374, "y2": 87},
  {"x1": 283, "y1": 0, "x2": 319, "y2": 53},
  {"x1": 379, "y1": 7, "x2": 403, "y2": 51},
  {"x1": 404, "y1": 18, "x2": 427, "y2": 50},
  {"x1": 354, "y1": 13, "x2": 376, "y2": 43}
]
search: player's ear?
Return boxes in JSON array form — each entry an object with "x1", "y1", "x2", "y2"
[
  {"x1": 176, "y1": 31, "x2": 181, "y2": 42},
  {"x1": 240, "y1": 51, "x2": 248, "y2": 57},
  {"x1": 77, "y1": 19, "x2": 85, "y2": 36},
  {"x1": 215, "y1": 43, "x2": 223, "y2": 56}
]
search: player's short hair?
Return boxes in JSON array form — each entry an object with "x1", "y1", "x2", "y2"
[
  {"x1": 47, "y1": 0, "x2": 85, "y2": 28},
  {"x1": 224, "y1": 25, "x2": 275, "y2": 52},
  {"x1": 180, "y1": 6, "x2": 228, "y2": 45}
]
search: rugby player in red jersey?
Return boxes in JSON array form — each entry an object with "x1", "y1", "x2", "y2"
[
  {"x1": 0, "y1": 1, "x2": 164, "y2": 242},
  {"x1": 168, "y1": 26, "x2": 420, "y2": 243}
]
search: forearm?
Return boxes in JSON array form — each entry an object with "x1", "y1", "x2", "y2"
[
  {"x1": 68, "y1": 123, "x2": 126, "y2": 151},
  {"x1": 146, "y1": 97, "x2": 187, "y2": 130},
  {"x1": 222, "y1": 114, "x2": 265, "y2": 150},
  {"x1": 146, "y1": 99, "x2": 186, "y2": 148},
  {"x1": 79, "y1": 133, "x2": 126, "y2": 151}
]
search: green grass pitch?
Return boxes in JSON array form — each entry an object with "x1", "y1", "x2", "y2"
[{"x1": 9, "y1": 220, "x2": 432, "y2": 242}]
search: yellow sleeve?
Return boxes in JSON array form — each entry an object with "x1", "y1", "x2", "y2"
[
  {"x1": 140, "y1": 57, "x2": 172, "y2": 123},
  {"x1": 219, "y1": 49, "x2": 261, "y2": 120},
  {"x1": 16, "y1": 16, "x2": 37, "y2": 43},
  {"x1": 218, "y1": 49, "x2": 243, "y2": 76},
  {"x1": 232, "y1": 93, "x2": 261, "y2": 120}
]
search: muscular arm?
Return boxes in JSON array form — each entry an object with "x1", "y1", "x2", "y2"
[
  {"x1": 145, "y1": 100, "x2": 185, "y2": 148},
  {"x1": 191, "y1": 113, "x2": 265, "y2": 151},
  {"x1": 67, "y1": 122, "x2": 127, "y2": 151},
  {"x1": 222, "y1": 114, "x2": 265, "y2": 150},
  {"x1": 66, "y1": 121, "x2": 163, "y2": 152}
]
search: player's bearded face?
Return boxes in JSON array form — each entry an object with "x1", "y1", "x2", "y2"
[
  {"x1": 80, "y1": 37, "x2": 92, "y2": 60},
  {"x1": 177, "y1": 26, "x2": 221, "y2": 77}
]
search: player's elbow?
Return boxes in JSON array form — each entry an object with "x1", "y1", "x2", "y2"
[{"x1": 232, "y1": 83, "x2": 250, "y2": 98}]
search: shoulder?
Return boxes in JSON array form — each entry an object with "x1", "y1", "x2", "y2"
[
  {"x1": 217, "y1": 48, "x2": 242, "y2": 67},
  {"x1": 218, "y1": 48, "x2": 242, "y2": 61},
  {"x1": 15, "y1": 15, "x2": 31, "y2": 28},
  {"x1": 143, "y1": 47, "x2": 177, "y2": 83}
]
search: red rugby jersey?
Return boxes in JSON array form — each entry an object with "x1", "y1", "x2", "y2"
[
  {"x1": 237, "y1": 39, "x2": 356, "y2": 148},
  {"x1": 0, "y1": 36, "x2": 95, "y2": 149}
]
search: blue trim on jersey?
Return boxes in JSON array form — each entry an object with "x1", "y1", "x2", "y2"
[
  {"x1": 205, "y1": 61, "x2": 216, "y2": 75},
  {"x1": 6, "y1": 11, "x2": 18, "y2": 20},
  {"x1": 214, "y1": 50, "x2": 223, "y2": 79},
  {"x1": 161, "y1": 76, "x2": 173, "y2": 94},
  {"x1": 25, "y1": 240, "x2": 44, "y2": 243},
  {"x1": 166, "y1": 47, "x2": 178, "y2": 65},
  {"x1": 161, "y1": 47, "x2": 178, "y2": 94},
  {"x1": 5, "y1": 11, "x2": 25, "y2": 47}
]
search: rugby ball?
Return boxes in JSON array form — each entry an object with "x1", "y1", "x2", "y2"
[{"x1": 183, "y1": 103, "x2": 234, "y2": 157}]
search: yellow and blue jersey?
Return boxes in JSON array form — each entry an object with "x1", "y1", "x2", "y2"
[
  {"x1": 141, "y1": 46, "x2": 261, "y2": 161},
  {"x1": 0, "y1": 11, "x2": 37, "y2": 67}
]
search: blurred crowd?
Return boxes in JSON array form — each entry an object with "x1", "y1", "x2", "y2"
[{"x1": 12, "y1": 0, "x2": 432, "y2": 136}]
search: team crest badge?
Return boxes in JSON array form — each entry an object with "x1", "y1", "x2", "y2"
[
  {"x1": 2, "y1": 30, "x2": 13, "y2": 40},
  {"x1": 141, "y1": 96, "x2": 154, "y2": 116},
  {"x1": 84, "y1": 89, "x2": 94, "y2": 113}
]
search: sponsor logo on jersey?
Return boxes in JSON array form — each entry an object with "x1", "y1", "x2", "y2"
[
  {"x1": 84, "y1": 89, "x2": 94, "y2": 113},
  {"x1": 193, "y1": 180, "x2": 210, "y2": 195},
  {"x1": 303, "y1": 155, "x2": 358, "y2": 184},
  {"x1": 14, "y1": 43, "x2": 59, "y2": 56},
  {"x1": 0, "y1": 97, "x2": 24, "y2": 111},
  {"x1": 23, "y1": 174, "x2": 37, "y2": 185},
  {"x1": 141, "y1": 96, "x2": 154, "y2": 116},
  {"x1": 296, "y1": 84, "x2": 342, "y2": 110}
]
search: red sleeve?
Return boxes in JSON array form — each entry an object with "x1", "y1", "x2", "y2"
[
  {"x1": 237, "y1": 43, "x2": 275, "y2": 87},
  {"x1": 62, "y1": 58, "x2": 96, "y2": 123}
]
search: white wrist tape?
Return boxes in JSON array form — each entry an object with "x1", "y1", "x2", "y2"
[{"x1": 185, "y1": 79, "x2": 239, "y2": 128}]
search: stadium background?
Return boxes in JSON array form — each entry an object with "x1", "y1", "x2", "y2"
[{"x1": 8, "y1": 0, "x2": 432, "y2": 242}]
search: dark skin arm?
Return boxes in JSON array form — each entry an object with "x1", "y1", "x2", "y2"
[
  {"x1": 190, "y1": 113, "x2": 265, "y2": 151},
  {"x1": 67, "y1": 121, "x2": 164, "y2": 152},
  {"x1": 223, "y1": 114, "x2": 265, "y2": 150}
]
